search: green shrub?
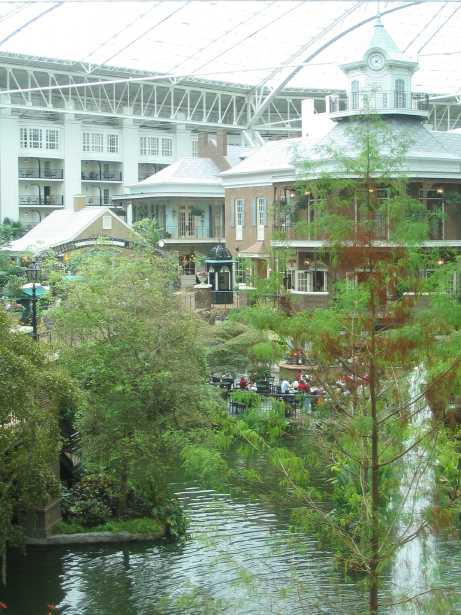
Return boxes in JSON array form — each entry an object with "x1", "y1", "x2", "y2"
[{"x1": 61, "y1": 474, "x2": 154, "y2": 527}]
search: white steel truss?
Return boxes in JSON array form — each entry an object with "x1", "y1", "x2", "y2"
[
  {"x1": 0, "y1": 58, "x2": 319, "y2": 132},
  {"x1": 0, "y1": 56, "x2": 459, "y2": 134}
]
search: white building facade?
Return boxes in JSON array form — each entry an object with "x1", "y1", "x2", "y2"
[
  {"x1": 1, "y1": 47, "x2": 461, "y2": 230},
  {"x1": 6, "y1": 112, "x2": 203, "y2": 228}
]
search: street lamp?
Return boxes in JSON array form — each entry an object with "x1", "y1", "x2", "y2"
[{"x1": 25, "y1": 261, "x2": 41, "y2": 342}]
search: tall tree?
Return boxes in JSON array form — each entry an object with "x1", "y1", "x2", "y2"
[
  {"x1": 0, "y1": 309, "x2": 78, "y2": 585},
  {"x1": 222, "y1": 116, "x2": 461, "y2": 613},
  {"x1": 50, "y1": 250, "x2": 217, "y2": 513}
]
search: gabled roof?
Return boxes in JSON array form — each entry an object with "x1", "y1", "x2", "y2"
[
  {"x1": 3, "y1": 206, "x2": 132, "y2": 254},
  {"x1": 136, "y1": 157, "x2": 223, "y2": 187}
]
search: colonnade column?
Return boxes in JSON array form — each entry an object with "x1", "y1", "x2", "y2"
[
  {"x1": 0, "y1": 95, "x2": 19, "y2": 221},
  {"x1": 175, "y1": 113, "x2": 192, "y2": 158},
  {"x1": 63, "y1": 106, "x2": 82, "y2": 209},
  {"x1": 122, "y1": 107, "x2": 138, "y2": 224}
]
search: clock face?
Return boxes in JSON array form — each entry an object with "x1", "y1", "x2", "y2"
[{"x1": 368, "y1": 52, "x2": 385, "y2": 71}]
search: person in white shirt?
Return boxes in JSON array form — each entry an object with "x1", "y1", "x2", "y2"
[{"x1": 280, "y1": 379, "x2": 290, "y2": 394}]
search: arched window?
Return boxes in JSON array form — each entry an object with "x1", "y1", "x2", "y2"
[
  {"x1": 351, "y1": 80, "x2": 359, "y2": 110},
  {"x1": 394, "y1": 79, "x2": 406, "y2": 109}
]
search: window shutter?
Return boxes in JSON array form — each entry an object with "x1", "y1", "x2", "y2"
[
  {"x1": 231, "y1": 200, "x2": 235, "y2": 227},
  {"x1": 251, "y1": 199, "x2": 257, "y2": 225},
  {"x1": 262, "y1": 199, "x2": 268, "y2": 226}
]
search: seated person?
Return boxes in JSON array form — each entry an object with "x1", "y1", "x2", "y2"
[
  {"x1": 239, "y1": 376, "x2": 248, "y2": 389},
  {"x1": 280, "y1": 379, "x2": 290, "y2": 394},
  {"x1": 298, "y1": 379, "x2": 310, "y2": 393}
]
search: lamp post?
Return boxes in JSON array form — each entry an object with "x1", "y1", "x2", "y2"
[{"x1": 26, "y1": 261, "x2": 41, "y2": 342}]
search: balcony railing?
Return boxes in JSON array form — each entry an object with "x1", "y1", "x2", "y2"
[
  {"x1": 162, "y1": 223, "x2": 224, "y2": 241},
  {"x1": 86, "y1": 196, "x2": 111, "y2": 206},
  {"x1": 81, "y1": 171, "x2": 122, "y2": 181},
  {"x1": 19, "y1": 195, "x2": 64, "y2": 207},
  {"x1": 19, "y1": 168, "x2": 63, "y2": 179},
  {"x1": 328, "y1": 90, "x2": 429, "y2": 116},
  {"x1": 273, "y1": 195, "x2": 448, "y2": 241}
]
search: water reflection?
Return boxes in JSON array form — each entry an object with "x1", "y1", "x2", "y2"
[{"x1": 3, "y1": 481, "x2": 461, "y2": 613}]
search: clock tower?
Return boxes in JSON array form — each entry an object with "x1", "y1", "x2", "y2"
[{"x1": 332, "y1": 16, "x2": 425, "y2": 119}]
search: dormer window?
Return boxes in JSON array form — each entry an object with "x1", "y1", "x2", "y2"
[{"x1": 394, "y1": 79, "x2": 406, "y2": 109}]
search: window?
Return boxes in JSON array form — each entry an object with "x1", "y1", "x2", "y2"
[
  {"x1": 103, "y1": 188, "x2": 110, "y2": 205},
  {"x1": 294, "y1": 269, "x2": 328, "y2": 293},
  {"x1": 235, "y1": 199, "x2": 244, "y2": 226},
  {"x1": 235, "y1": 258, "x2": 248, "y2": 285},
  {"x1": 296, "y1": 270, "x2": 310, "y2": 292},
  {"x1": 107, "y1": 134, "x2": 119, "y2": 153},
  {"x1": 351, "y1": 80, "x2": 359, "y2": 110},
  {"x1": 102, "y1": 214, "x2": 112, "y2": 229},
  {"x1": 20, "y1": 127, "x2": 28, "y2": 149},
  {"x1": 139, "y1": 135, "x2": 159, "y2": 156},
  {"x1": 256, "y1": 197, "x2": 267, "y2": 225},
  {"x1": 284, "y1": 269, "x2": 296, "y2": 290},
  {"x1": 394, "y1": 79, "x2": 406, "y2": 109},
  {"x1": 29, "y1": 128, "x2": 42, "y2": 149},
  {"x1": 162, "y1": 137, "x2": 173, "y2": 157},
  {"x1": 91, "y1": 133, "x2": 104, "y2": 153},
  {"x1": 46, "y1": 129, "x2": 59, "y2": 150},
  {"x1": 312, "y1": 270, "x2": 327, "y2": 292},
  {"x1": 82, "y1": 132, "x2": 90, "y2": 152},
  {"x1": 83, "y1": 132, "x2": 104, "y2": 153},
  {"x1": 192, "y1": 138, "x2": 198, "y2": 158}
]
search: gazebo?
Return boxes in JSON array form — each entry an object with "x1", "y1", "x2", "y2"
[{"x1": 205, "y1": 244, "x2": 234, "y2": 304}]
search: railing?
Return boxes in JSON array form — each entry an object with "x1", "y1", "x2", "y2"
[
  {"x1": 19, "y1": 168, "x2": 64, "y2": 179},
  {"x1": 86, "y1": 196, "x2": 111, "y2": 206},
  {"x1": 19, "y1": 195, "x2": 64, "y2": 206},
  {"x1": 81, "y1": 171, "x2": 122, "y2": 181},
  {"x1": 273, "y1": 196, "x2": 448, "y2": 241},
  {"x1": 212, "y1": 290, "x2": 234, "y2": 305},
  {"x1": 328, "y1": 90, "x2": 429, "y2": 116},
  {"x1": 162, "y1": 223, "x2": 224, "y2": 241}
]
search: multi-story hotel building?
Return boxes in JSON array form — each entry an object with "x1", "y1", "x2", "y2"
[{"x1": 0, "y1": 50, "x2": 350, "y2": 230}]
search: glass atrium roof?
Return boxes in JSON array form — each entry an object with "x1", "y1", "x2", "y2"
[{"x1": 0, "y1": 1, "x2": 460, "y2": 94}]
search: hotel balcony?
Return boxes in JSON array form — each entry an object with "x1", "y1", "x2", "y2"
[
  {"x1": 19, "y1": 167, "x2": 64, "y2": 180},
  {"x1": 272, "y1": 196, "x2": 452, "y2": 245},
  {"x1": 327, "y1": 90, "x2": 429, "y2": 119},
  {"x1": 19, "y1": 195, "x2": 64, "y2": 207},
  {"x1": 162, "y1": 223, "x2": 224, "y2": 242},
  {"x1": 81, "y1": 161, "x2": 123, "y2": 183},
  {"x1": 81, "y1": 170, "x2": 123, "y2": 182}
]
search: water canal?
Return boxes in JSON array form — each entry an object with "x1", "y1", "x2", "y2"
[
  {"x1": 3, "y1": 484, "x2": 461, "y2": 614},
  {"x1": 3, "y1": 380, "x2": 461, "y2": 614}
]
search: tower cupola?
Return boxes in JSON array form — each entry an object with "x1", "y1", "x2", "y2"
[{"x1": 328, "y1": 17, "x2": 428, "y2": 120}]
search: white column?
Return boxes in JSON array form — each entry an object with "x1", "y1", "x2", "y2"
[
  {"x1": 0, "y1": 96, "x2": 19, "y2": 221},
  {"x1": 175, "y1": 113, "x2": 192, "y2": 158},
  {"x1": 122, "y1": 107, "x2": 138, "y2": 187},
  {"x1": 126, "y1": 201, "x2": 133, "y2": 225},
  {"x1": 63, "y1": 110, "x2": 82, "y2": 209}
]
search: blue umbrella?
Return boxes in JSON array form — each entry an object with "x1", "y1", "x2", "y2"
[{"x1": 20, "y1": 283, "x2": 48, "y2": 298}]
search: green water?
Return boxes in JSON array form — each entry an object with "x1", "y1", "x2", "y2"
[{"x1": 3, "y1": 481, "x2": 461, "y2": 614}]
